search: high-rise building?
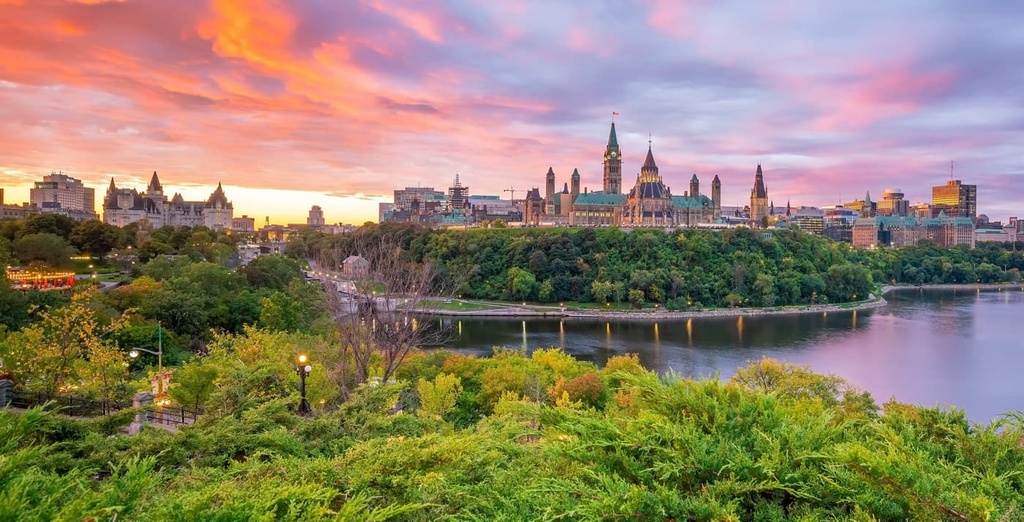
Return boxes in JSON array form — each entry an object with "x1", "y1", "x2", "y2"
[
  {"x1": 750, "y1": 164, "x2": 768, "y2": 225},
  {"x1": 602, "y1": 122, "x2": 622, "y2": 194},
  {"x1": 29, "y1": 172, "x2": 97, "y2": 221},
  {"x1": 307, "y1": 205, "x2": 325, "y2": 226},
  {"x1": 932, "y1": 179, "x2": 977, "y2": 219},
  {"x1": 878, "y1": 188, "x2": 909, "y2": 216}
]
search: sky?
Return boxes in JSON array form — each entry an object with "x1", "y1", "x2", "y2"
[{"x1": 1, "y1": 0, "x2": 1023, "y2": 225}]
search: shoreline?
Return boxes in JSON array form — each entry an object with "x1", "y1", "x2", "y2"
[{"x1": 420, "y1": 283, "x2": 1024, "y2": 320}]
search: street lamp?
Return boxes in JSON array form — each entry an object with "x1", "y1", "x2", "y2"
[
  {"x1": 296, "y1": 354, "x2": 312, "y2": 414},
  {"x1": 130, "y1": 321, "x2": 164, "y2": 394}
]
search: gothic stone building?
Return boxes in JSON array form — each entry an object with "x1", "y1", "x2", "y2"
[
  {"x1": 103, "y1": 172, "x2": 234, "y2": 230},
  {"x1": 564, "y1": 122, "x2": 721, "y2": 228}
]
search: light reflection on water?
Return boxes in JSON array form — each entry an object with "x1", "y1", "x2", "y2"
[{"x1": 443, "y1": 289, "x2": 1024, "y2": 423}]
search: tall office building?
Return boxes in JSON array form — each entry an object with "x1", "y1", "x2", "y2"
[
  {"x1": 878, "y1": 188, "x2": 909, "y2": 216},
  {"x1": 29, "y1": 172, "x2": 97, "y2": 221},
  {"x1": 932, "y1": 179, "x2": 976, "y2": 219}
]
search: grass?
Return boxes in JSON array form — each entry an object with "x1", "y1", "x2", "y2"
[{"x1": 424, "y1": 299, "x2": 506, "y2": 312}]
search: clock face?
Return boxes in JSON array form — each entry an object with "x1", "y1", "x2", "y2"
[{"x1": 611, "y1": 152, "x2": 617, "y2": 158}]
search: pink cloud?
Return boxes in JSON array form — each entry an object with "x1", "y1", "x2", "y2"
[{"x1": 814, "y1": 62, "x2": 956, "y2": 131}]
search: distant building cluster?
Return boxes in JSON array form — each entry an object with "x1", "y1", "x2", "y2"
[
  {"x1": 375, "y1": 120, "x2": 1019, "y2": 250},
  {"x1": 383, "y1": 122, "x2": 747, "y2": 229},
  {"x1": 2, "y1": 172, "x2": 355, "y2": 242},
  {"x1": 0, "y1": 130, "x2": 1018, "y2": 253}
]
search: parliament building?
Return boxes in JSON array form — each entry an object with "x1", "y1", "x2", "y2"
[{"x1": 528, "y1": 122, "x2": 722, "y2": 228}]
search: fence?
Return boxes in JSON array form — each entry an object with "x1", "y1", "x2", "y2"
[
  {"x1": 147, "y1": 405, "x2": 202, "y2": 427},
  {"x1": 7, "y1": 389, "x2": 127, "y2": 416},
  {"x1": 1, "y1": 384, "x2": 202, "y2": 428}
]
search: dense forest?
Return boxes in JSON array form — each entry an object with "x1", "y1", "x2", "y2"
[{"x1": 306, "y1": 223, "x2": 1024, "y2": 309}]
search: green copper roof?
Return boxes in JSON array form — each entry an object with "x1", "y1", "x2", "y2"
[
  {"x1": 574, "y1": 193, "x2": 626, "y2": 206},
  {"x1": 608, "y1": 122, "x2": 618, "y2": 149}
]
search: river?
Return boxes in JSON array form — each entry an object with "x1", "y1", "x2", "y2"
[{"x1": 442, "y1": 288, "x2": 1024, "y2": 423}]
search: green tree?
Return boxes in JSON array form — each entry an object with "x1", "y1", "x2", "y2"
[
  {"x1": 69, "y1": 220, "x2": 124, "y2": 260},
  {"x1": 18, "y1": 213, "x2": 76, "y2": 240},
  {"x1": 627, "y1": 289, "x2": 645, "y2": 308},
  {"x1": 0, "y1": 290, "x2": 131, "y2": 397},
  {"x1": 507, "y1": 267, "x2": 537, "y2": 301},
  {"x1": 416, "y1": 372, "x2": 463, "y2": 419},
  {"x1": 12, "y1": 233, "x2": 76, "y2": 266},
  {"x1": 168, "y1": 359, "x2": 219, "y2": 411},
  {"x1": 590, "y1": 280, "x2": 612, "y2": 303}
]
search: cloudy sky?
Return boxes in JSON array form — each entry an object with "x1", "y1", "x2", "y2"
[{"x1": 1, "y1": 0, "x2": 1022, "y2": 224}]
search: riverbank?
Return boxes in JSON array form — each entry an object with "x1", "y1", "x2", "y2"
[
  {"x1": 420, "y1": 283, "x2": 1024, "y2": 320},
  {"x1": 421, "y1": 295, "x2": 889, "y2": 320},
  {"x1": 880, "y1": 283, "x2": 1024, "y2": 294}
]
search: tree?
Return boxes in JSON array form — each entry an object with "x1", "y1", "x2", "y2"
[
  {"x1": 168, "y1": 359, "x2": 219, "y2": 411},
  {"x1": 416, "y1": 372, "x2": 462, "y2": 419},
  {"x1": 70, "y1": 220, "x2": 124, "y2": 260},
  {"x1": 627, "y1": 289, "x2": 645, "y2": 309},
  {"x1": 0, "y1": 290, "x2": 131, "y2": 398},
  {"x1": 319, "y1": 233, "x2": 452, "y2": 399},
  {"x1": 729, "y1": 357, "x2": 878, "y2": 415},
  {"x1": 238, "y1": 254, "x2": 302, "y2": 291},
  {"x1": 12, "y1": 233, "x2": 76, "y2": 266},
  {"x1": 18, "y1": 213, "x2": 76, "y2": 240},
  {"x1": 591, "y1": 280, "x2": 612, "y2": 303},
  {"x1": 507, "y1": 267, "x2": 537, "y2": 301}
]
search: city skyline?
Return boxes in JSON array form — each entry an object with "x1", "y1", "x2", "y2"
[{"x1": 1, "y1": 1, "x2": 1022, "y2": 224}]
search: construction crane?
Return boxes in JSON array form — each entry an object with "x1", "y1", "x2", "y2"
[{"x1": 503, "y1": 186, "x2": 517, "y2": 201}]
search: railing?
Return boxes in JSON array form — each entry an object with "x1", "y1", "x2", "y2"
[
  {"x1": 7, "y1": 389, "x2": 127, "y2": 416},
  {"x1": 3, "y1": 388, "x2": 203, "y2": 428},
  {"x1": 147, "y1": 405, "x2": 202, "y2": 427}
]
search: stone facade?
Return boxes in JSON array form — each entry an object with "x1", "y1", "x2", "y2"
[{"x1": 103, "y1": 172, "x2": 233, "y2": 230}]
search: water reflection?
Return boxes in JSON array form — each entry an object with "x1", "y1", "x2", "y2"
[{"x1": 444, "y1": 289, "x2": 1024, "y2": 422}]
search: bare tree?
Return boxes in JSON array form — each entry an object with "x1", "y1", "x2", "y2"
[{"x1": 316, "y1": 233, "x2": 452, "y2": 399}]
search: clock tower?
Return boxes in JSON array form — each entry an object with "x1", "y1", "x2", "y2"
[{"x1": 603, "y1": 121, "x2": 622, "y2": 194}]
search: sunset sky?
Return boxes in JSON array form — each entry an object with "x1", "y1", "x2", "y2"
[{"x1": 1, "y1": 1, "x2": 1022, "y2": 225}]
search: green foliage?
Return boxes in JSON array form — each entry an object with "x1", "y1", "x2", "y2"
[
  {"x1": 17, "y1": 213, "x2": 77, "y2": 240},
  {"x1": 0, "y1": 290, "x2": 132, "y2": 400},
  {"x1": 12, "y1": 233, "x2": 76, "y2": 266},
  {"x1": 168, "y1": 358, "x2": 219, "y2": 411},
  {"x1": 416, "y1": 372, "x2": 462, "y2": 419},
  {"x1": 1, "y1": 351, "x2": 1023, "y2": 520},
  {"x1": 69, "y1": 220, "x2": 125, "y2": 259}
]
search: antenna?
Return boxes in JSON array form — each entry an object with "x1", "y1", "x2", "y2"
[{"x1": 950, "y1": 160, "x2": 954, "y2": 181}]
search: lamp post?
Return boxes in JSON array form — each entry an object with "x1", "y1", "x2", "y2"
[
  {"x1": 296, "y1": 354, "x2": 312, "y2": 414},
  {"x1": 130, "y1": 321, "x2": 164, "y2": 394}
]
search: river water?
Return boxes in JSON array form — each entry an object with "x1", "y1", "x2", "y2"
[{"x1": 442, "y1": 289, "x2": 1024, "y2": 423}]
